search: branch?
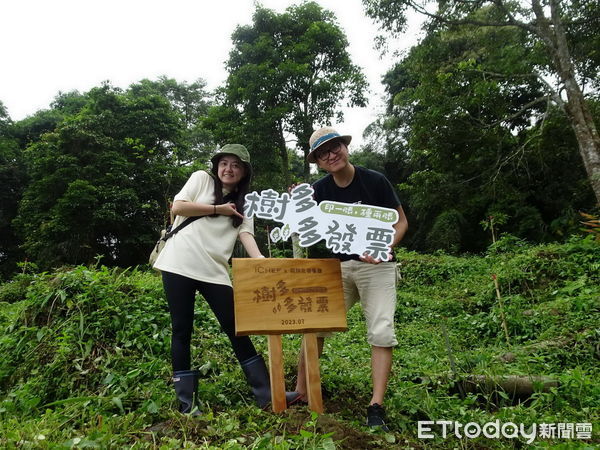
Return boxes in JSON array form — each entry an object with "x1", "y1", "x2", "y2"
[
  {"x1": 533, "y1": 72, "x2": 565, "y2": 109},
  {"x1": 549, "y1": 0, "x2": 576, "y2": 79},
  {"x1": 490, "y1": 0, "x2": 537, "y2": 33},
  {"x1": 407, "y1": 0, "x2": 510, "y2": 27},
  {"x1": 471, "y1": 69, "x2": 538, "y2": 79},
  {"x1": 488, "y1": 96, "x2": 550, "y2": 127},
  {"x1": 530, "y1": 0, "x2": 558, "y2": 49},
  {"x1": 405, "y1": 0, "x2": 534, "y2": 30},
  {"x1": 491, "y1": 95, "x2": 554, "y2": 183},
  {"x1": 466, "y1": 68, "x2": 564, "y2": 109}
]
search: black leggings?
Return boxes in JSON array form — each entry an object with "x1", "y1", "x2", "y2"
[{"x1": 162, "y1": 271, "x2": 257, "y2": 371}]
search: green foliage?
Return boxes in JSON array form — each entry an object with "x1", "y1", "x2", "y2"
[
  {"x1": 0, "y1": 102, "x2": 27, "y2": 278},
  {"x1": 208, "y1": 2, "x2": 368, "y2": 185},
  {"x1": 0, "y1": 264, "x2": 358, "y2": 448},
  {"x1": 10, "y1": 79, "x2": 213, "y2": 272},
  {"x1": 0, "y1": 272, "x2": 35, "y2": 304},
  {"x1": 128, "y1": 76, "x2": 214, "y2": 165},
  {"x1": 387, "y1": 237, "x2": 600, "y2": 446},
  {"x1": 365, "y1": 0, "x2": 600, "y2": 206},
  {"x1": 0, "y1": 266, "x2": 169, "y2": 413},
  {"x1": 0, "y1": 237, "x2": 598, "y2": 447},
  {"x1": 426, "y1": 209, "x2": 465, "y2": 253},
  {"x1": 10, "y1": 91, "x2": 87, "y2": 148},
  {"x1": 364, "y1": 0, "x2": 600, "y2": 88},
  {"x1": 346, "y1": 146, "x2": 386, "y2": 174},
  {"x1": 376, "y1": 19, "x2": 597, "y2": 251}
]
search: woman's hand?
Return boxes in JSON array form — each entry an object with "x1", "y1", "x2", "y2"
[
  {"x1": 216, "y1": 202, "x2": 244, "y2": 219},
  {"x1": 239, "y1": 232, "x2": 264, "y2": 258}
]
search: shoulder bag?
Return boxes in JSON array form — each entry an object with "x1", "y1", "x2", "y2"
[{"x1": 149, "y1": 216, "x2": 202, "y2": 266}]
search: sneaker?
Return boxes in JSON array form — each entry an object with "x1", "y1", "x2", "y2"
[{"x1": 366, "y1": 403, "x2": 390, "y2": 432}]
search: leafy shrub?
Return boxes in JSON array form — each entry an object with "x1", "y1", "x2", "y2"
[
  {"x1": 426, "y1": 209, "x2": 465, "y2": 253},
  {"x1": 0, "y1": 236, "x2": 598, "y2": 448},
  {"x1": 0, "y1": 273, "x2": 35, "y2": 304}
]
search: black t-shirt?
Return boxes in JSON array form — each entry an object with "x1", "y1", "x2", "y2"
[{"x1": 312, "y1": 166, "x2": 401, "y2": 261}]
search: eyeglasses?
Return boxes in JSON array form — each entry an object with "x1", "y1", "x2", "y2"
[{"x1": 315, "y1": 142, "x2": 343, "y2": 161}]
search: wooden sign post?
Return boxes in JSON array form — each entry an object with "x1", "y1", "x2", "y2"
[{"x1": 232, "y1": 258, "x2": 346, "y2": 413}]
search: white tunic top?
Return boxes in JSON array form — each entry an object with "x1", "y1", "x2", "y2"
[{"x1": 152, "y1": 170, "x2": 254, "y2": 286}]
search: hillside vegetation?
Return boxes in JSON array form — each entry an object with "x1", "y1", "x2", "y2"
[{"x1": 0, "y1": 235, "x2": 598, "y2": 448}]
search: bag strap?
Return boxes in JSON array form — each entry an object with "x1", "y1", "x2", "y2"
[{"x1": 162, "y1": 216, "x2": 202, "y2": 241}]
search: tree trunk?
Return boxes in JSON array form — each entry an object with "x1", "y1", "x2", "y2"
[
  {"x1": 277, "y1": 122, "x2": 291, "y2": 190},
  {"x1": 563, "y1": 84, "x2": 600, "y2": 205},
  {"x1": 291, "y1": 233, "x2": 305, "y2": 258},
  {"x1": 533, "y1": 0, "x2": 600, "y2": 204},
  {"x1": 297, "y1": 122, "x2": 313, "y2": 183},
  {"x1": 419, "y1": 374, "x2": 559, "y2": 403},
  {"x1": 297, "y1": 143, "x2": 310, "y2": 183},
  {"x1": 460, "y1": 375, "x2": 558, "y2": 399}
]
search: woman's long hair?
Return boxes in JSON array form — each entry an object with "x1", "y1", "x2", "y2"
[{"x1": 210, "y1": 157, "x2": 252, "y2": 228}]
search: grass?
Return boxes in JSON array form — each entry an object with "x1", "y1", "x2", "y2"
[{"x1": 0, "y1": 234, "x2": 598, "y2": 448}]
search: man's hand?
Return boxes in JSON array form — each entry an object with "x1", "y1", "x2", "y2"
[{"x1": 360, "y1": 253, "x2": 382, "y2": 264}]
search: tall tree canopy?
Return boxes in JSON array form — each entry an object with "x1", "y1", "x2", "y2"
[
  {"x1": 207, "y1": 2, "x2": 368, "y2": 187},
  {"x1": 128, "y1": 76, "x2": 213, "y2": 165},
  {"x1": 374, "y1": 8, "x2": 596, "y2": 251},
  {"x1": 364, "y1": 0, "x2": 600, "y2": 204},
  {"x1": 0, "y1": 102, "x2": 27, "y2": 277},
  {"x1": 12, "y1": 79, "x2": 212, "y2": 270}
]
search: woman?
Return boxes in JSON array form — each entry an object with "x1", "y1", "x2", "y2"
[{"x1": 153, "y1": 144, "x2": 297, "y2": 413}]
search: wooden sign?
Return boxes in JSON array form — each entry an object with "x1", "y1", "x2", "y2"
[{"x1": 232, "y1": 258, "x2": 347, "y2": 335}]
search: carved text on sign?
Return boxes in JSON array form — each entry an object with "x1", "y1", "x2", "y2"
[
  {"x1": 245, "y1": 184, "x2": 399, "y2": 261},
  {"x1": 233, "y1": 258, "x2": 347, "y2": 335}
]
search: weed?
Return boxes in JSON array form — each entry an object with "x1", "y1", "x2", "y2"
[{"x1": 0, "y1": 237, "x2": 598, "y2": 447}]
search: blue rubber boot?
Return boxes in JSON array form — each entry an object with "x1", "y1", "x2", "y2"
[
  {"x1": 240, "y1": 355, "x2": 302, "y2": 408},
  {"x1": 172, "y1": 369, "x2": 201, "y2": 415}
]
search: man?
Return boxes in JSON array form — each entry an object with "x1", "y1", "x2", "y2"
[{"x1": 295, "y1": 126, "x2": 408, "y2": 431}]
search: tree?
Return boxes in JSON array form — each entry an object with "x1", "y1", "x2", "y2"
[
  {"x1": 128, "y1": 77, "x2": 213, "y2": 165},
  {"x1": 364, "y1": 0, "x2": 600, "y2": 204},
  {"x1": 214, "y1": 2, "x2": 368, "y2": 185},
  {"x1": 376, "y1": 16, "x2": 595, "y2": 251},
  {"x1": 0, "y1": 101, "x2": 27, "y2": 277},
  {"x1": 13, "y1": 81, "x2": 209, "y2": 269},
  {"x1": 202, "y1": 104, "x2": 287, "y2": 190},
  {"x1": 11, "y1": 93, "x2": 85, "y2": 149},
  {"x1": 1, "y1": 92, "x2": 90, "y2": 277}
]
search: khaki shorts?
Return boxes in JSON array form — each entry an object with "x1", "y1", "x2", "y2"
[{"x1": 319, "y1": 260, "x2": 398, "y2": 347}]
